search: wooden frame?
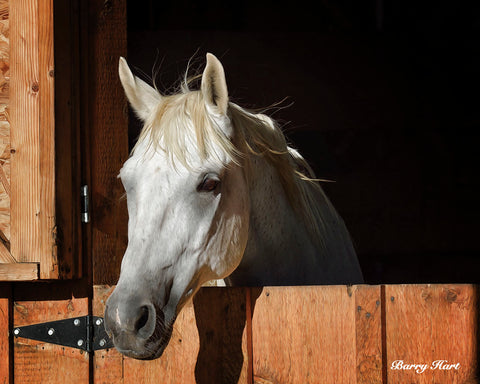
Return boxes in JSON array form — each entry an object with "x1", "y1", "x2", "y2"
[{"x1": 0, "y1": 0, "x2": 82, "y2": 280}]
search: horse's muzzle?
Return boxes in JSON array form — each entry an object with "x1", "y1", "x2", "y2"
[{"x1": 104, "y1": 292, "x2": 168, "y2": 359}]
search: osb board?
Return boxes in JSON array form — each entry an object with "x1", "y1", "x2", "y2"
[
  {"x1": 384, "y1": 284, "x2": 478, "y2": 384},
  {"x1": 0, "y1": 0, "x2": 10, "y2": 250},
  {"x1": 251, "y1": 285, "x2": 383, "y2": 384},
  {"x1": 13, "y1": 292, "x2": 89, "y2": 384}
]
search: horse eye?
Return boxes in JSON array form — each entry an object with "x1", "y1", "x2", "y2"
[{"x1": 198, "y1": 176, "x2": 220, "y2": 193}]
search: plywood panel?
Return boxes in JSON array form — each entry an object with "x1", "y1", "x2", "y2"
[
  {"x1": 13, "y1": 292, "x2": 89, "y2": 384},
  {"x1": 385, "y1": 284, "x2": 478, "y2": 384},
  {"x1": 0, "y1": 0, "x2": 10, "y2": 249},
  {"x1": 251, "y1": 285, "x2": 358, "y2": 384}
]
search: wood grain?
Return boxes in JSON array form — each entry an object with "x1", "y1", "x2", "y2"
[
  {"x1": 10, "y1": 0, "x2": 41, "y2": 263},
  {"x1": 10, "y1": 0, "x2": 57, "y2": 276},
  {"x1": 0, "y1": 263, "x2": 37, "y2": 280},
  {"x1": 37, "y1": 0, "x2": 56, "y2": 279},
  {"x1": 385, "y1": 284, "x2": 478, "y2": 384},
  {"x1": 355, "y1": 285, "x2": 383, "y2": 384},
  {"x1": 13, "y1": 292, "x2": 89, "y2": 384},
  {"x1": 0, "y1": 244, "x2": 14, "y2": 263},
  {"x1": 251, "y1": 285, "x2": 358, "y2": 384}
]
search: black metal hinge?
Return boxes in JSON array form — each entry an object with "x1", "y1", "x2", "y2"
[{"x1": 12, "y1": 316, "x2": 113, "y2": 353}]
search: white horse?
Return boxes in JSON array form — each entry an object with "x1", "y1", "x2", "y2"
[{"x1": 104, "y1": 53, "x2": 363, "y2": 359}]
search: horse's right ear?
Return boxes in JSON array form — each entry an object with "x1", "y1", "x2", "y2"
[{"x1": 118, "y1": 57, "x2": 161, "y2": 121}]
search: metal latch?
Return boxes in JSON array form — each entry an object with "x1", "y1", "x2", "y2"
[{"x1": 13, "y1": 316, "x2": 113, "y2": 353}]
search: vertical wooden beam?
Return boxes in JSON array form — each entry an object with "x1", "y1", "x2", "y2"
[
  {"x1": 9, "y1": 0, "x2": 56, "y2": 277},
  {"x1": 37, "y1": 0, "x2": 56, "y2": 279},
  {"x1": 10, "y1": 0, "x2": 41, "y2": 263},
  {"x1": 355, "y1": 285, "x2": 382, "y2": 384},
  {"x1": 52, "y1": 0, "x2": 83, "y2": 278},
  {"x1": 86, "y1": 0, "x2": 128, "y2": 286},
  {"x1": 384, "y1": 284, "x2": 478, "y2": 384}
]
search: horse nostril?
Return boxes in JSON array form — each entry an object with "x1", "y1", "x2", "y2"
[{"x1": 135, "y1": 306, "x2": 150, "y2": 333}]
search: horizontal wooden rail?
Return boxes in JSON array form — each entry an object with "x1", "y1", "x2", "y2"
[{"x1": 0, "y1": 263, "x2": 38, "y2": 281}]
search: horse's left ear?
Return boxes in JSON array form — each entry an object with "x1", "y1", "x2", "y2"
[{"x1": 201, "y1": 53, "x2": 229, "y2": 115}]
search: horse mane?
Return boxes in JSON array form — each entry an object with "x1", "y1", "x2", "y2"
[{"x1": 134, "y1": 79, "x2": 340, "y2": 251}]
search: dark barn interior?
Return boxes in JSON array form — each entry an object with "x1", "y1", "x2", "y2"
[{"x1": 126, "y1": 0, "x2": 480, "y2": 284}]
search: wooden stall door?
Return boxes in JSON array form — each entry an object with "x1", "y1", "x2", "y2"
[{"x1": 90, "y1": 285, "x2": 477, "y2": 384}]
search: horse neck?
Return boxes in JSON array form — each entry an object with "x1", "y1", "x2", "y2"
[
  {"x1": 226, "y1": 153, "x2": 363, "y2": 286},
  {"x1": 227, "y1": 154, "x2": 319, "y2": 286}
]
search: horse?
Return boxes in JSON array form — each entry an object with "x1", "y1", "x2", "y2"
[{"x1": 104, "y1": 53, "x2": 363, "y2": 360}]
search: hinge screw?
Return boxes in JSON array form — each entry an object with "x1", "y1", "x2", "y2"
[
  {"x1": 77, "y1": 339, "x2": 84, "y2": 347},
  {"x1": 13, "y1": 328, "x2": 20, "y2": 335},
  {"x1": 99, "y1": 339, "x2": 106, "y2": 347},
  {"x1": 96, "y1": 318, "x2": 103, "y2": 326},
  {"x1": 74, "y1": 319, "x2": 81, "y2": 326},
  {"x1": 48, "y1": 328, "x2": 55, "y2": 336}
]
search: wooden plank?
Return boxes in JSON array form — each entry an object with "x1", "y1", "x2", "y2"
[
  {"x1": 13, "y1": 285, "x2": 89, "y2": 383},
  {"x1": 9, "y1": 0, "x2": 41, "y2": 263},
  {"x1": 355, "y1": 285, "x2": 383, "y2": 384},
  {"x1": 37, "y1": 0, "x2": 56, "y2": 279},
  {"x1": 87, "y1": 0, "x2": 128, "y2": 285},
  {"x1": 0, "y1": 283, "x2": 12, "y2": 384},
  {"x1": 385, "y1": 284, "x2": 478, "y2": 384},
  {"x1": 52, "y1": 0, "x2": 82, "y2": 279},
  {"x1": 9, "y1": 0, "x2": 57, "y2": 275},
  {"x1": 121, "y1": 299, "x2": 199, "y2": 384},
  {"x1": 251, "y1": 285, "x2": 358, "y2": 384},
  {"x1": 93, "y1": 285, "x2": 124, "y2": 384},
  {"x1": 0, "y1": 263, "x2": 38, "y2": 281}
]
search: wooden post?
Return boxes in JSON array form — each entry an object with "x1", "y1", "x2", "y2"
[{"x1": 85, "y1": 0, "x2": 128, "y2": 286}]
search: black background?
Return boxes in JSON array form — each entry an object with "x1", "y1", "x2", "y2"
[{"x1": 126, "y1": 0, "x2": 480, "y2": 283}]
